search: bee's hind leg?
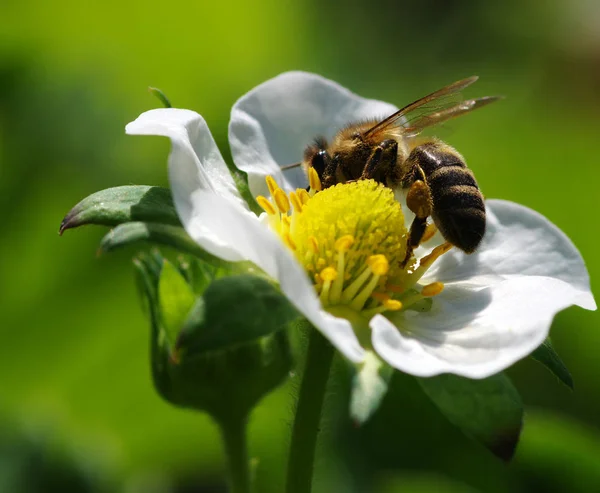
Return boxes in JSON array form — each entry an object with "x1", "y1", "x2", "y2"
[
  {"x1": 361, "y1": 139, "x2": 398, "y2": 183},
  {"x1": 402, "y1": 216, "x2": 428, "y2": 268},
  {"x1": 401, "y1": 175, "x2": 433, "y2": 268}
]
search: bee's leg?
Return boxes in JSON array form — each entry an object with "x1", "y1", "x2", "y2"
[
  {"x1": 361, "y1": 139, "x2": 398, "y2": 183},
  {"x1": 402, "y1": 216, "x2": 428, "y2": 268},
  {"x1": 401, "y1": 171, "x2": 433, "y2": 267}
]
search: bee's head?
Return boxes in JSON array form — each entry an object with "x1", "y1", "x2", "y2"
[{"x1": 303, "y1": 136, "x2": 329, "y2": 180}]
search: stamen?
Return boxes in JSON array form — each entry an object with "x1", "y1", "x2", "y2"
[
  {"x1": 257, "y1": 195, "x2": 277, "y2": 215},
  {"x1": 298, "y1": 189, "x2": 311, "y2": 205},
  {"x1": 330, "y1": 235, "x2": 354, "y2": 304},
  {"x1": 384, "y1": 299, "x2": 403, "y2": 310},
  {"x1": 266, "y1": 175, "x2": 279, "y2": 196},
  {"x1": 362, "y1": 299, "x2": 403, "y2": 318},
  {"x1": 274, "y1": 189, "x2": 290, "y2": 213},
  {"x1": 341, "y1": 265, "x2": 372, "y2": 303},
  {"x1": 335, "y1": 235, "x2": 354, "y2": 252},
  {"x1": 419, "y1": 242, "x2": 453, "y2": 271},
  {"x1": 406, "y1": 242, "x2": 453, "y2": 287},
  {"x1": 350, "y1": 272, "x2": 382, "y2": 311},
  {"x1": 371, "y1": 292, "x2": 390, "y2": 302},
  {"x1": 421, "y1": 282, "x2": 444, "y2": 297},
  {"x1": 319, "y1": 267, "x2": 338, "y2": 305},
  {"x1": 386, "y1": 284, "x2": 405, "y2": 294},
  {"x1": 308, "y1": 236, "x2": 319, "y2": 253},
  {"x1": 367, "y1": 255, "x2": 389, "y2": 276},
  {"x1": 397, "y1": 291, "x2": 424, "y2": 309},
  {"x1": 308, "y1": 167, "x2": 322, "y2": 192},
  {"x1": 397, "y1": 283, "x2": 443, "y2": 309},
  {"x1": 349, "y1": 256, "x2": 389, "y2": 311},
  {"x1": 421, "y1": 223, "x2": 437, "y2": 244},
  {"x1": 284, "y1": 233, "x2": 297, "y2": 251},
  {"x1": 320, "y1": 267, "x2": 338, "y2": 282},
  {"x1": 289, "y1": 191, "x2": 303, "y2": 213}
]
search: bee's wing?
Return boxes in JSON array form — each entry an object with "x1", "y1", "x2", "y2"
[
  {"x1": 363, "y1": 76, "x2": 499, "y2": 138},
  {"x1": 401, "y1": 96, "x2": 502, "y2": 137}
]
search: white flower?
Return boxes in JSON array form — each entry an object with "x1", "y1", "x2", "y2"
[{"x1": 125, "y1": 72, "x2": 596, "y2": 379}]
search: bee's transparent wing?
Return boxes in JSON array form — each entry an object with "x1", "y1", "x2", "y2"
[
  {"x1": 363, "y1": 76, "x2": 499, "y2": 138},
  {"x1": 401, "y1": 96, "x2": 502, "y2": 137}
]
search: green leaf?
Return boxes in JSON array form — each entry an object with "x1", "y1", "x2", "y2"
[
  {"x1": 99, "y1": 221, "x2": 226, "y2": 266},
  {"x1": 350, "y1": 351, "x2": 393, "y2": 425},
  {"x1": 158, "y1": 259, "x2": 197, "y2": 348},
  {"x1": 418, "y1": 373, "x2": 523, "y2": 461},
  {"x1": 177, "y1": 274, "x2": 299, "y2": 355},
  {"x1": 59, "y1": 186, "x2": 180, "y2": 234},
  {"x1": 531, "y1": 338, "x2": 574, "y2": 390}
]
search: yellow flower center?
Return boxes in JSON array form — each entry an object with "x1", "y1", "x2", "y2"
[{"x1": 257, "y1": 169, "x2": 450, "y2": 319}]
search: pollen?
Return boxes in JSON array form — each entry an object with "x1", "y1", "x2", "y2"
[{"x1": 261, "y1": 176, "x2": 453, "y2": 319}]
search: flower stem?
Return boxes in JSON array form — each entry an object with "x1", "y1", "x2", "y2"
[
  {"x1": 219, "y1": 415, "x2": 251, "y2": 493},
  {"x1": 286, "y1": 327, "x2": 335, "y2": 493}
]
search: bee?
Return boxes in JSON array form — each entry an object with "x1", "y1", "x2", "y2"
[{"x1": 291, "y1": 76, "x2": 500, "y2": 266}]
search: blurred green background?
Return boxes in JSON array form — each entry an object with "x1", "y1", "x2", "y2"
[{"x1": 1, "y1": 0, "x2": 599, "y2": 491}]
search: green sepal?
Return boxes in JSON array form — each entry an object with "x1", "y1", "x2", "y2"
[
  {"x1": 133, "y1": 252, "x2": 171, "y2": 399},
  {"x1": 531, "y1": 338, "x2": 574, "y2": 390},
  {"x1": 176, "y1": 274, "x2": 300, "y2": 356},
  {"x1": 176, "y1": 256, "x2": 218, "y2": 294},
  {"x1": 158, "y1": 259, "x2": 197, "y2": 348},
  {"x1": 99, "y1": 221, "x2": 225, "y2": 266},
  {"x1": 417, "y1": 372, "x2": 523, "y2": 462},
  {"x1": 59, "y1": 186, "x2": 180, "y2": 234},
  {"x1": 350, "y1": 351, "x2": 393, "y2": 425},
  {"x1": 135, "y1": 254, "x2": 298, "y2": 419},
  {"x1": 148, "y1": 86, "x2": 172, "y2": 108}
]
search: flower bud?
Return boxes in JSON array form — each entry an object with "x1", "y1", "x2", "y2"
[{"x1": 134, "y1": 252, "x2": 297, "y2": 421}]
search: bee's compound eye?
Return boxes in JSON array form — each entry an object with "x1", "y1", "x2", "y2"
[{"x1": 311, "y1": 150, "x2": 328, "y2": 176}]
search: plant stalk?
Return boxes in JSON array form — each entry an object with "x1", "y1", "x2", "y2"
[
  {"x1": 219, "y1": 415, "x2": 251, "y2": 493},
  {"x1": 285, "y1": 327, "x2": 335, "y2": 493}
]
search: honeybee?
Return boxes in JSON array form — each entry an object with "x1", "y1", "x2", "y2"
[{"x1": 292, "y1": 76, "x2": 500, "y2": 266}]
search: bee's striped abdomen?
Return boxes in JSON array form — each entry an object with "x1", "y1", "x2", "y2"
[{"x1": 406, "y1": 142, "x2": 486, "y2": 253}]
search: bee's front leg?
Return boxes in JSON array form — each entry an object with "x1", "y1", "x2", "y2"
[{"x1": 361, "y1": 139, "x2": 398, "y2": 184}]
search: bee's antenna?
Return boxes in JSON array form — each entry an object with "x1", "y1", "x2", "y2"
[{"x1": 281, "y1": 162, "x2": 302, "y2": 170}]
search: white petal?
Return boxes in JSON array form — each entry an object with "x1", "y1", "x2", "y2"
[
  {"x1": 421, "y1": 199, "x2": 596, "y2": 310},
  {"x1": 190, "y1": 191, "x2": 366, "y2": 363},
  {"x1": 126, "y1": 108, "x2": 247, "y2": 261},
  {"x1": 228, "y1": 71, "x2": 398, "y2": 196},
  {"x1": 372, "y1": 276, "x2": 584, "y2": 378}
]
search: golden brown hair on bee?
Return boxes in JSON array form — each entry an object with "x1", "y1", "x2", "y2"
[{"x1": 298, "y1": 76, "x2": 499, "y2": 258}]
